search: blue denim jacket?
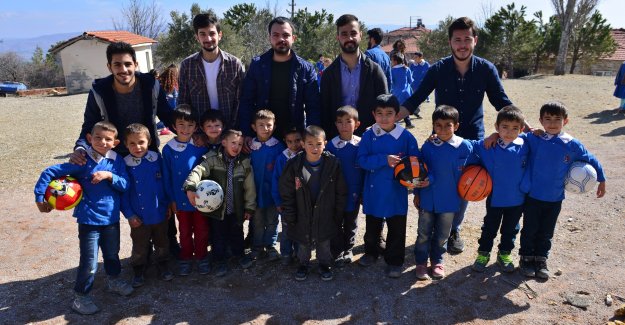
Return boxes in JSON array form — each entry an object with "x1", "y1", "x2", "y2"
[{"x1": 238, "y1": 49, "x2": 320, "y2": 136}]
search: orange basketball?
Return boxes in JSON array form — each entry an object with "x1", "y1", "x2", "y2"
[{"x1": 457, "y1": 165, "x2": 492, "y2": 201}]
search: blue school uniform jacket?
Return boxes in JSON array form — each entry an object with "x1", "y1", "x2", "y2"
[
  {"x1": 121, "y1": 151, "x2": 168, "y2": 225},
  {"x1": 162, "y1": 138, "x2": 208, "y2": 212},
  {"x1": 34, "y1": 146, "x2": 129, "y2": 225},
  {"x1": 472, "y1": 138, "x2": 529, "y2": 207},
  {"x1": 250, "y1": 137, "x2": 286, "y2": 208},
  {"x1": 522, "y1": 132, "x2": 606, "y2": 202},
  {"x1": 417, "y1": 136, "x2": 476, "y2": 213},
  {"x1": 327, "y1": 135, "x2": 364, "y2": 212},
  {"x1": 271, "y1": 148, "x2": 300, "y2": 207},
  {"x1": 391, "y1": 65, "x2": 414, "y2": 104},
  {"x1": 358, "y1": 124, "x2": 420, "y2": 218}
]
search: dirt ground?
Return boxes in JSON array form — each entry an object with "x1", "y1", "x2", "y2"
[{"x1": 0, "y1": 74, "x2": 624, "y2": 324}]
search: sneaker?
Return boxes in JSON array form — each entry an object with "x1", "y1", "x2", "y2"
[
  {"x1": 295, "y1": 264, "x2": 309, "y2": 281},
  {"x1": 415, "y1": 264, "x2": 430, "y2": 280},
  {"x1": 198, "y1": 258, "x2": 211, "y2": 275},
  {"x1": 534, "y1": 256, "x2": 550, "y2": 279},
  {"x1": 251, "y1": 247, "x2": 266, "y2": 260},
  {"x1": 107, "y1": 277, "x2": 134, "y2": 296},
  {"x1": 239, "y1": 255, "x2": 254, "y2": 269},
  {"x1": 334, "y1": 253, "x2": 346, "y2": 268},
  {"x1": 72, "y1": 294, "x2": 100, "y2": 315},
  {"x1": 431, "y1": 263, "x2": 445, "y2": 279},
  {"x1": 472, "y1": 252, "x2": 490, "y2": 272},
  {"x1": 497, "y1": 251, "x2": 515, "y2": 273},
  {"x1": 386, "y1": 265, "x2": 402, "y2": 279},
  {"x1": 519, "y1": 256, "x2": 536, "y2": 277},
  {"x1": 415, "y1": 114, "x2": 423, "y2": 119},
  {"x1": 178, "y1": 260, "x2": 192, "y2": 276},
  {"x1": 448, "y1": 230, "x2": 465, "y2": 254},
  {"x1": 132, "y1": 265, "x2": 145, "y2": 288},
  {"x1": 319, "y1": 265, "x2": 333, "y2": 281},
  {"x1": 281, "y1": 255, "x2": 293, "y2": 266},
  {"x1": 159, "y1": 127, "x2": 172, "y2": 135},
  {"x1": 358, "y1": 254, "x2": 378, "y2": 267},
  {"x1": 214, "y1": 262, "x2": 228, "y2": 277},
  {"x1": 405, "y1": 124, "x2": 415, "y2": 129},
  {"x1": 342, "y1": 251, "x2": 354, "y2": 264},
  {"x1": 267, "y1": 247, "x2": 280, "y2": 262}
]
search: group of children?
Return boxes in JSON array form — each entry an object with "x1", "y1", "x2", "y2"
[{"x1": 34, "y1": 92, "x2": 606, "y2": 315}]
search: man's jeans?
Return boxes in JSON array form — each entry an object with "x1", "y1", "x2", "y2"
[
  {"x1": 74, "y1": 223, "x2": 121, "y2": 295},
  {"x1": 414, "y1": 210, "x2": 454, "y2": 265}
]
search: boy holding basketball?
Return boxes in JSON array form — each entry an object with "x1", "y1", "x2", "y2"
[
  {"x1": 357, "y1": 94, "x2": 420, "y2": 278},
  {"x1": 34, "y1": 121, "x2": 133, "y2": 315},
  {"x1": 517, "y1": 101, "x2": 606, "y2": 279},
  {"x1": 470, "y1": 106, "x2": 529, "y2": 273},
  {"x1": 413, "y1": 105, "x2": 476, "y2": 280},
  {"x1": 184, "y1": 129, "x2": 256, "y2": 277}
]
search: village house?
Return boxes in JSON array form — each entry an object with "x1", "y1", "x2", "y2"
[{"x1": 49, "y1": 31, "x2": 157, "y2": 94}]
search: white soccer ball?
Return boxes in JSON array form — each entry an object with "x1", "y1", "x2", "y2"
[
  {"x1": 564, "y1": 161, "x2": 598, "y2": 194},
  {"x1": 195, "y1": 180, "x2": 224, "y2": 213}
]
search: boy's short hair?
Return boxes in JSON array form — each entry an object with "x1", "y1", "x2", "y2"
[
  {"x1": 496, "y1": 105, "x2": 525, "y2": 126},
  {"x1": 172, "y1": 104, "x2": 197, "y2": 123},
  {"x1": 432, "y1": 105, "x2": 459, "y2": 124},
  {"x1": 414, "y1": 51, "x2": 423, "y2": 58},
  {"x1": 303, "y1": 125, "x2": 326, "y2": 141},
  {"x1": 540, "y1": 101, "x2": 568, "y2": 119},
  {"x1": 391, "y1": 52, "x2": 405, "y2": 65},
  {"x1": 336, "y1": 105, "x2": 359, "y2": 122},
  {"x1": 448, "y1": 17, "x2": 478, "y2": 39},
  {"x1": 92, "y1": 121, "x2": 118, "y2": 138},
  {"x1": 221, "y1": 129, "x2": 243, "y2": 141},
  {"x1": 367, "y1": 28, "x2": 383, "y2": 44},
  {"x1": 106, "y1": 42, "x2": 136, "y2": 64},
  {"x1": 124, "y1": 123, "x2": 151, "y2": 143},
  {"x1": 252, "y1": 109, "x2": 276, "y2": 124},
  {"x1": 268, "y1": 16, "x2": 296, "y2": 34},
  {"x1": 335, "y1": 14, "x2": 359, "y2": 32},
  {"x1": 374, "y1": 94, "x2": 400, "y2": 113},
  {"x1": 200, "y1": 109, "x2": 225, "y2": 126},
  {"x1": 283, "y1": 127, "x2": 302, "y2": 139},
  {"x1": 193, "y1": 13, "x2": 221, "y2": 34}
]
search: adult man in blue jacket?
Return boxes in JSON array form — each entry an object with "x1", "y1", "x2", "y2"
[
  {"x1": 365, "y1": 28, "x2": 392, "y2": 88},
  {"x1": 238, "y1": 16, "x2": 320, "y2": 145}
]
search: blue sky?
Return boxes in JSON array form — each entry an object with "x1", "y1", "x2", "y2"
[{"x1": 1, "y1": 0, "x2": 624, "y2": 39}]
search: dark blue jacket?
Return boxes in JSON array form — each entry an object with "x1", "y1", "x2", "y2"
[{"x1": 238, "y1": 49, "x2": 321, "y2": 137}]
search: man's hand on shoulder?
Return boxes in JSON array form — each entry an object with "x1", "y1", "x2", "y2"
[{"x1": 69, "y1": 148, "x2": 87, "y2": 166}]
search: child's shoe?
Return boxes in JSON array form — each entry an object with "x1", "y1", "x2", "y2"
[
  {"x1": 281, "y1": 255, "x2": 293, "y2": 266},
  {"x1": 534, "y1": 256, "x2": 550, "y2": 279},
  {"x1": 198, "y1": 258, "x2": 211, "y2": 275},
  {"x1": 295, "y1": 264, "x2": 309, "y2": 281},
  {"x1": 158, "y1": 262, "x2": 174, "y2": 281},
  {"x1": 358, "y1": 254, "x2": 378, "y2": 267},
  {"x1": 132, "y1": 265, "x2": 145, "y2": 288},
  {"x1": 72, "y1": 293, "x2": 100, "y2": 315},
  {"x1": 239, "y1": 255, "x2": 254, "y2": 269},
  {"x1": 415, "y1": 264, "x2": 430, "y2": 280},
  {"x1": 267, "y1": 247, "x2": 280, "y2": 262},
  {"x1": 319, "y1": 265, "x2": 333, "y2": 281},
  {"x1": 106, "y1": 277, "x2": 134, "y2": 296},
  {"x1": 431, "y1": 263, "x2": 445, "y2": 279},
  {"x1": 214, "y1": 262, "x2": 229, "y2": 277},
  {"x1": 178, "y1": 260, "x2": 192, "y2": 276},
  {"x1": 472, "y1": 252, "x2": 490, "y2": 272},
  {"x1": 251, "y1": 247, "x2": 266, "y2": 260},
  {"x1": 386, "y1": 265, "x2": 402, "y2": 278},
  {"x1": 496, "y1": 251, "x2": 515, "y2": 273},
  {"x1": 448, "y1": 230, "x2": 465, "y2": 254},
  {"x1": 519, "y1": 256, "x2": 535, "y2": 277},
  {"x1": 342, "y1": 250, "x2": 354, "y2": 264}
]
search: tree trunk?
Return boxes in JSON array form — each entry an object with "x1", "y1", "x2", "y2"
[
  {"x1": 554, "y1": 0, "x2": 576, "y2": 75},
  {"x1": 569, "y1": 48, "x2": 580, "y2": 74}
]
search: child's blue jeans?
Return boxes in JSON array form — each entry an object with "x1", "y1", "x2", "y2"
[
  {"x1": 74, "y1": 223, "x2": 121, "y2": 295},
  {"x1": 252, "y1": 206, "x2": 279, "y2": 249},
  {"x1": 279, "y1": 219, "x2": 298, "y2": 257},
  {"x1": 414, "y1": 210, "x2": 454, "y2": 265},
  {"x1": 477, "y1": 198, "x2": 522, "y2": 253}
]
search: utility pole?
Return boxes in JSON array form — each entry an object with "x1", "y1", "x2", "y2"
[{"x1": 286, "y1": 0, "x2": 296, "y2": 20}]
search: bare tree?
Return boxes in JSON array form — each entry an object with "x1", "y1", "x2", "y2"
[
  {"x1": 112, "y1": 0, "x2": 166, "y2": 39},
  {"x1": 0, "y1": 52, "x2": 25, "y2": 82},
  {"x1": 551, "y1": 0, "x2": 599, "y2": 75}
]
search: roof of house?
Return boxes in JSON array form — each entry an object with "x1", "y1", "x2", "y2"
[
  {"x1": 603, "y1": 28, "x2": 625, "y2": 61},
  {"x1": 50, "y1": 31, "x2": 157, "y2": 54},
  {"x1": 380, "y1": 26, "x2": 430, "y2": 54}
]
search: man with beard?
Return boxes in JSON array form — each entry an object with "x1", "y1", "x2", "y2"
[
  {"x1": 178, "y1": 13, "x2": 245, "y2": 130},
  {"x1": 320, "y1": 14, "x2": 388, "y2": 139},
  {"x1": 364, "y1": 28, "x2": 392, "y2": 88},
  {"x1": 399, "y1": 17, "x2": 514, "y2": 255},
  {"x1": 238, "y1": 16, "x2": 320, "y2": 144}
]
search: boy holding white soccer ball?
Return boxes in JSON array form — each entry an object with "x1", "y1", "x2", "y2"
[{"x1": 517, "y1": 101, "x2": 606, "y2": 280}]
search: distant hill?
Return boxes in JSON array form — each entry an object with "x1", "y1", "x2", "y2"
[{"x1": 0, "y1": 32, "x2": 79, "y2": 59}]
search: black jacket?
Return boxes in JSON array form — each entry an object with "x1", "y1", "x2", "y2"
[{"x1": 278, "y1": 152, "x2": 347, "y2": 245}]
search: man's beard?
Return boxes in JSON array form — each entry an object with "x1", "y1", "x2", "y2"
[
  {"x1": 451, "y1": 46, "x2": 472, "y2": 62},
  {"x1": 202, "y1": 43, "x2": 217, "y2": 52},
  {"x1": 341, "y1": 41, "x2": 359, "y2": 54},
  {"x1": 273, "y1": 42, "x2": 291, "y2": 55}
]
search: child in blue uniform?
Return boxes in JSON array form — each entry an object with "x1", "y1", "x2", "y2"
[
  {"x1": 413, "y1": 105, "x2": 476, "y2": 280},
  {"x1": 121, "y1": 124, "x2": 174, "y2": 288},
  {"x1": 471, "y1": 106, "x2": 529, "y2": 273},
  {"x1": 162, "y1": 105, "x2": 210, "y2": 275},
  {"x1": 249, "y1": 109, "x2": 286, "y2": 260},
  {"x1": 327, "y1": 106, "x2": 364, "y2": 266},
  {"x1": 272, "y1": 128, "x2": 303, "y2": 265},
  {"x1": 34, "y1": 122, "x2": 132, "y2": 315},
  {"x1": 518, "y1": 101, "x2": 606, "y2": 279},
  {"x1": 358, "y1": 94, "x2": 421, "y2": 278},
  {"x1": 390, "y1": 53, "x2": 415, "y2": 129}
]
